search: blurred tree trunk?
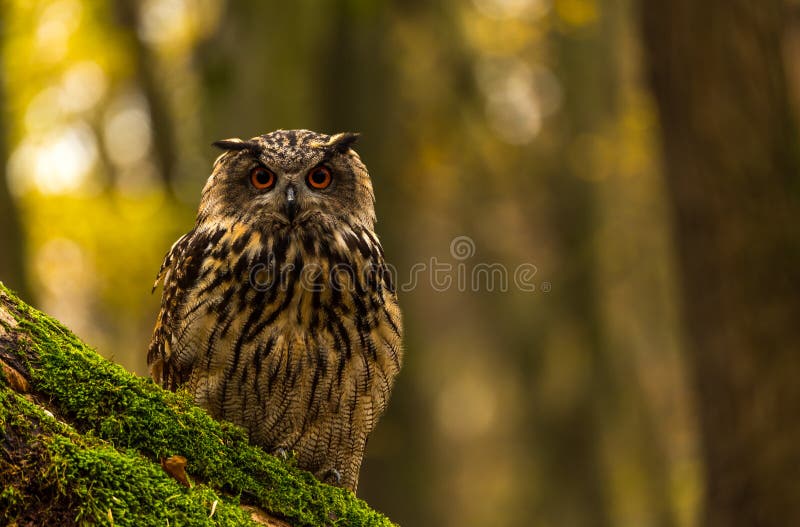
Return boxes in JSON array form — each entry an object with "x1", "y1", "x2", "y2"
[
  {"x1": 113, "y1": 0, "x2": 179, "y2": 195},
  {"x1": 0, "y1": 135, "x2": 26, "y2": 298},
  {"x1": 641, "y1": 1, "x2": 800, "y2": 526},
  {"x1": 0, "y1": 19, "x2": 29, "y2": 302},
  {"x1": 532, "y1": 25, "x2": 616, "y2": 527}
]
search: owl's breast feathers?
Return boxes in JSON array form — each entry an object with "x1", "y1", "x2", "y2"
[{"x1": 148, "y1": 218, "x2": 402, "y2": 488}]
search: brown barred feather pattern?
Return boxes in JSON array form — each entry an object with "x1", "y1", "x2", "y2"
[{"x1": 148, "y1": 130, "x2": 402, "y2": 491}]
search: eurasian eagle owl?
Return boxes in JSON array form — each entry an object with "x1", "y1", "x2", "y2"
[{"x1": 149, "y1": 129, "x2": 403, "y2": 491}]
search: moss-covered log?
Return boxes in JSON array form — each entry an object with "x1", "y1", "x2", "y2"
[{"x1": 0, "y1": 282, "x2": 395, "y2": 527}]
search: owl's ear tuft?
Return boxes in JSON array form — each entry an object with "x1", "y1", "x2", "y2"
[
  {"x1": 212, "y1": 138, "x2": 257, "y2": 152},
  {"x1": 328, "y1": 132, "x2": 360, "y2": 153}
]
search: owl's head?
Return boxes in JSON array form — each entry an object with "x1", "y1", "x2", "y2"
[{"x1": 197, "y1": 129, "x2": 376, "y2": 232}]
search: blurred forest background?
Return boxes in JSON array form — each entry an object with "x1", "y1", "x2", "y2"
[{"x1": 1, "y1": 0, "x2": 799, "y2": 526}]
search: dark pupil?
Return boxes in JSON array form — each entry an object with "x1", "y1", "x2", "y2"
[
  {"x1": 312, "y1": 170, "x2": 326, "y2": 184},
  {"x1": 256, "y1": 170, "x2": 270, "y2": 185}
]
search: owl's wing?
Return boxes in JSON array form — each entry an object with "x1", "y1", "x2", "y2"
[{"x1": 148, "y1": 228, "x2": 211, "y2": 390}]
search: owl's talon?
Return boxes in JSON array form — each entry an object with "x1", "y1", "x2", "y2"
[
  {"x1": 274, "y1": 447, "x2": 289, "y2": 460},
  {"x1": 325, "y1": 468, "x2": 342, "y2": 485}
]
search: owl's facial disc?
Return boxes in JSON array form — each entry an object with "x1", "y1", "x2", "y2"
[{"x1": 204, "y1": 130, "x2": 376, "y2": 230}]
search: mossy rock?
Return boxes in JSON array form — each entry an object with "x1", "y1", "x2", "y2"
[{"x1": 0, "y1": 282, "x2": 395, "y2": 527}]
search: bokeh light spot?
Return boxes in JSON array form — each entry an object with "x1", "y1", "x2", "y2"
[
  {"x1": 104, "y1": 89, "x2": 153, "y2": 168},
  {"x1": 8, "y1": 123, "x2": 98, "y2": 195},
  {"x1": 476, "y1": 57, "x2": 561, "y2": 144},
  {"x1": 555, "y1": 0, "x2": 599, "y2": 28},
  {"x1": 35, "y1": 0, "x2": 83, "y2": 62},
  {"x1": 473, "y1": 0, "x2": 550, "y2": 20},
  {"x1": 60, "y1": 61, "x2": 108, "y2": 114}
]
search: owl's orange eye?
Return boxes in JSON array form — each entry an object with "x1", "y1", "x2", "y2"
[
  {"x1": 250, "y1": 167, "x2": 275, "y2": 190},
  {"x1": 306, "y1": 166, "x2": 332, "y2": 190}
]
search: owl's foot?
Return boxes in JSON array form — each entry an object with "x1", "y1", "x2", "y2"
[
  {"x1": 273, "y1": 447, "x2": 289, "y2": 460},
  {"x1": 323, "y1": 468, "x2": 342, "y2": 485}
]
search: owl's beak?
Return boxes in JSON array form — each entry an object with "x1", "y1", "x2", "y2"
[{"x1": 285, "y1": 185, "x2": 299, "y2": 222}]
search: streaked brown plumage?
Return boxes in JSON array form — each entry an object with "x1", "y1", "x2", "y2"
[{"x1": 148, "y1": 130, "x2": 402, "y2": 491}]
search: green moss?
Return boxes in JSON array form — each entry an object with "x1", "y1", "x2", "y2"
[
  {"x1": 0, "y1": 283, "x2": 396, "y2": 527},
  {"x1": 0, "y1": 388, "x2": 256, "y2": 526}
]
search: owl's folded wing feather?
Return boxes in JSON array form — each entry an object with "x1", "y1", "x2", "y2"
[{"x1": 148, "y1": 228, "x2": 212, "y2": 390}]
